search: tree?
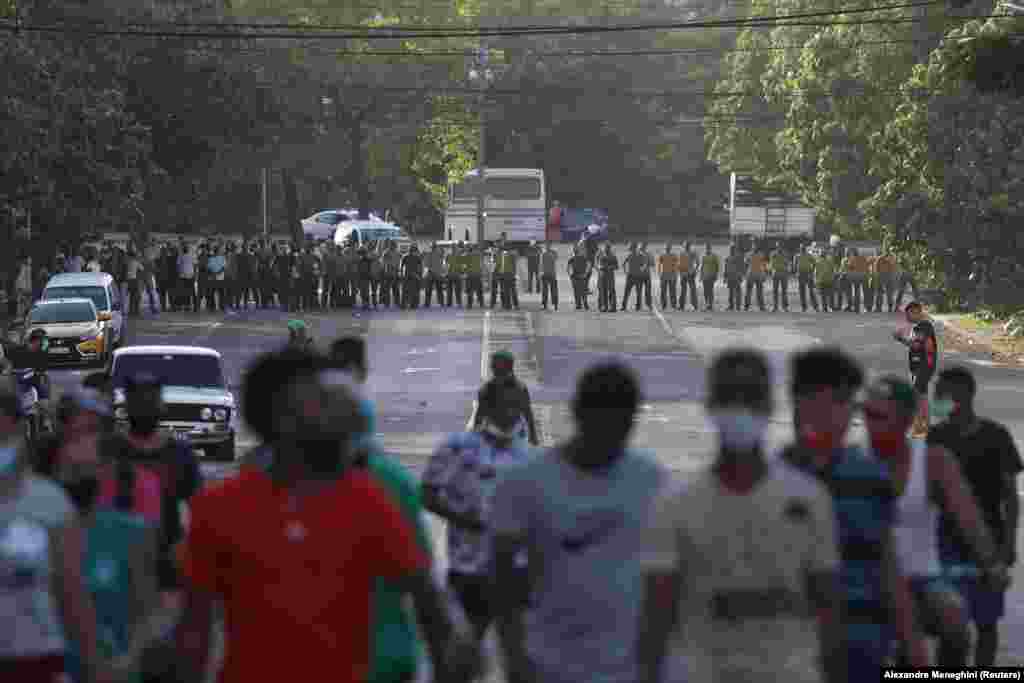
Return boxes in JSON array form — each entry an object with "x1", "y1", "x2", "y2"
[{"x1": 860, "y1": 15, "x2": 1024, "y2": 304}]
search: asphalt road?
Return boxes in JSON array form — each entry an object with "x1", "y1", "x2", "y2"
[{"x1": 45, "y1": 242, "x2": 1024, "y2": 678}]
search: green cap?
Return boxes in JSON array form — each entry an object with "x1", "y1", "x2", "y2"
[
  {"x1": 492, "y1": 350, "x2": 515, "y2": 363},
  {"x1": 866, "y1": 376, "x2": 918, "y2": 415},
  {"x1": 287, "y1": 319, "x2": 307, "y2": 332}
]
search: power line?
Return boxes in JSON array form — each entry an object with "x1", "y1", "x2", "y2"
[
  {"x1": 16, "y1": 0, "x2": 942, "y2": 31},
  {"x1": 201, "y1": 29, "x2": 1019, "y2": 60},
  {"x1": 1, "y1": 1, "x2": 969, "y2": 40}
]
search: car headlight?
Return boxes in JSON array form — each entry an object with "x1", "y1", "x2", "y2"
[
  {"x1": 113, "y1": 389, "x2": 125, "y2": 403},
  {"x1": 114, "y1": 407, "x2": 127, "y2": 420},
  {"x1": 213, "y1": 408, "x2": 228, "y2": 422},
  {"x1": 200, "y1": 407, "x2": 213, "y2": 420}
]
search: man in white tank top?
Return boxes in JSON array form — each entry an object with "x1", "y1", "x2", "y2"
[{"x1": 862, "y1": 377, "x2": 1010, "y2": 666}]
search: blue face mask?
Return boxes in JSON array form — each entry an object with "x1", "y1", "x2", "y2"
[{"x1": 0, "y1": 445, "x2": 20, "y2": 476}]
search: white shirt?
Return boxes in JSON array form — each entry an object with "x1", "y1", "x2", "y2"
[
  {"x1": 637, "y1": 462, "x2": 838, "y2": 683},
  {"x1": 886, "y1": 440, "x2": 942, "y2": 578}
]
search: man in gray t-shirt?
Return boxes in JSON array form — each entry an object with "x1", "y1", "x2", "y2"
[{"x1": 490, "y1": 361, "x2": 666, "y2": 683}]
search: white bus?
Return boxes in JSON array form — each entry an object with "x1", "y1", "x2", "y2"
[{"x1": 445, "y1": 168, "x2": 546, "y2": 247}]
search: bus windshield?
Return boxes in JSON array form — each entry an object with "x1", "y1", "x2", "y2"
[{"x1": 451, "y1": 176, "x2": 542, "y2": 201}]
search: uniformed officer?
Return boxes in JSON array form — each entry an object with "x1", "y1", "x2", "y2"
[
  {"x1": 489, "y1": 242, "x2": 503, "y2": 309},
  {"x1": 447, "y1": 242, "x2": 465, "y2": 307},
  {"x1": 499, "y1": 245, "x2": 519, "y2": 310},
  {"x1": 769, "y1": 243, "x2": 790, "y2": 312},
  {"x1": 401, "y1": 243, "x2": 423, "y2": 309},
  {"x1": 540, "y1": 241, "x2": 559, "y2": 311},
  {"x1": 424, "y1": 242, "x2": 447, "y2": 308},
  {"x1": 639, "y1": 242, "x2": 653, "y2": 310},
  {"x1": 700, "y1": 242, "x2": 720, "y2": 311},
  {"x1": 864, "y1": 252, "x2": 878, "y2": 313},
  {"x1": 874, "y1": 246, "x2": 897, "y2": 312},
  {"x1": 745, "y1": 242, "x2": 768, "y2": 311},
  {"x1": 381, "y1": 240, "x2": 402, "y2": 308},
  {"x1": 526, "y1": 240, "x2": 541, "y2": 294},
  {"x1": 723, "y1": 244, "x2": 745, "y2": 311},
  {"x1": 657, "y1": 244, "x2": 678, "y2": 310},
  {"x1": 464, "y1": 244, "x2": 485, "y2": 309},
  {"x1": 597, "y1": 242, "x2": 618, "y2": 313},
  {"x1": 622, "y1": 243, "x2": 644, "y2": 311},
  {"x1": 794, "y1": 245, "x2": 819, "y2": 312},
  {"x1": 815, "y1": 248, "x2": 837, "y2": 312},
  {"x1": 846, "y1": 247, "x2": 867, "y2": 313},
  {"x1": 568, "y1": 244, "x2": 592, "y2": 310}
]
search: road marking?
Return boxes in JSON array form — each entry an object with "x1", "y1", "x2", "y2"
[
  {"x1": 406, "y1": 347, "x2": 438, "y2": 355},
  {"x1": 402, "y1": 367, "x2": 441, "y2": 374},
  {"x1": 480, "y1": 310, "x2": 492, "y2": 379}
]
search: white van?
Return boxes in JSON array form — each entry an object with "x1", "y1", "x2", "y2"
[
  {"x1": 41, "y1": 272, "x2": 127, "y2": 349},
  {"x1": 334, "y1": 221, "x2": 413, "y2": 252}
]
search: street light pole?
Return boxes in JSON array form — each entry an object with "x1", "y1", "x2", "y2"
[
  {"x1": 471, "y1": 46, "x2": 494, "y2": 246},
  {"x1": 476, "y1": 101, "x2": 486, "y2": 246}
]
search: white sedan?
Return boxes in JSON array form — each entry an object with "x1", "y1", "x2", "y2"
[{"x1": 301, "y1": 209, "x2": 383, "y2": 241}]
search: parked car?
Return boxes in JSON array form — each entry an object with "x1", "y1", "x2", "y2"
[
  {"x1": 301, "y1": 209, "x2": 383, "y2": 240},
  {"x1": 22, "y1": 298, "x2": 110, "y2": 367},
  {"x1": 41, "y1": 272, "x2": 126, "y2": 350}
]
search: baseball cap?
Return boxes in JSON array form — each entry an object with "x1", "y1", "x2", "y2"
[{"x1": 865, "y1": 376, "x2": 918, "y2": 416}]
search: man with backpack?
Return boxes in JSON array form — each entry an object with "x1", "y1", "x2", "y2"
[{"x1": 101, "y1": 373, "x2": 202, "y2": 599}]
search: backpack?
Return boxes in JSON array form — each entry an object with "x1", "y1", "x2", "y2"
[{"x1": 101, "y1": 434, "x2": 202, "y2": 589}]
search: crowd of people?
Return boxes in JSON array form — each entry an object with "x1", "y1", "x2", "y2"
[
  {"x1": 566, "y1": 239, "x2": 923, "y2": 314},
  {"x1": 0, "y1": 327, "x2": 1018, "y2": 682},
  {"x1": 8, "y1": 233, "x2": 934, "y2": 320}
]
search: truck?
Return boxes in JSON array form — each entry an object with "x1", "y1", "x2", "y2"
[{"x1": 729, "y1": 173, "x2": 817, "y2": 252}]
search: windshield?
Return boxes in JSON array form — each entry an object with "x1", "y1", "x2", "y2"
[
  {"x1": 452, "y1": 176, "x2": 542, "y2": 201},
  {"x1": 29, "y1": 302, "x2": 96, "y2": 325},
  {"x1": 44, "y1": 286, "x2": 109, "y2": 312},
  {"x1": 111, "y1": 354, "x2": 226, "y2": 389}
]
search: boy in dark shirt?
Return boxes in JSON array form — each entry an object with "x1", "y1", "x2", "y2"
[
  {"x1": 894, "y1": 301, "x2": 938, "y2": 435},
  {"x1": 928, "y1": 366, "x2": 1022, "y2": 666}
]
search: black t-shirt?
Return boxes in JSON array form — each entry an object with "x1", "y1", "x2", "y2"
[
  {"x1": 928, "y1": 419, "x2": 1023, "y2": 560},
  {"x1": 477, "y1": 377, "x2": 532, "y2": 428},
  {"x1": 908, "y1": 319, "x2": 937, "y2": 374},
  {"x1": 569, "y1": 255, "x2": 590, "y2": 277}
]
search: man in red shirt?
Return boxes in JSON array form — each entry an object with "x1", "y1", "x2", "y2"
[{"x1": 174, "y1": 349, "x2": 472, "y2": 683}]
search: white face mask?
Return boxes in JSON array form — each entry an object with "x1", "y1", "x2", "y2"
[{"x1": 708, "y1": 409, "x2": 769, "y2": 451}]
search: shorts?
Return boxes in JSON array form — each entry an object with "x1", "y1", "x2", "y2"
[
  {"x1": 950, "y1": 575, "x2": 1006, "y2": 627},
  {"x1": 908, "y1": 576, "x2": 960, "y2": 635}
]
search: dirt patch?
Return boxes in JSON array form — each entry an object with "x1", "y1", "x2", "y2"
[{"x1": 943, "y1": 317, "x2": 1024, "y2": 366}]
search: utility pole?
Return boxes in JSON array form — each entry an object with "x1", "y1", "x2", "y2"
[
  {"x1": 476, "y1": 105, "x2": 487, "y2": 246},
  {"x1": 262, "y1": 167, "x2": 269, "y2": 236}
]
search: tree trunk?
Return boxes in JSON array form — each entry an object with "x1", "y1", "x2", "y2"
[{"x1": 282, "y1": 168, "x2": 302, "y2": 243}]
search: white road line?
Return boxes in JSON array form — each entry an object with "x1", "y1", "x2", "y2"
[
  {"x1": 652, "y1": 303, "x2": 686, "y2": 348},
  {"x1": 480, "y1": 310, "x2": 492, "y2": 379},
  {"x1": 402, "y1": 367, "x2": 441, "y2": 374}
]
